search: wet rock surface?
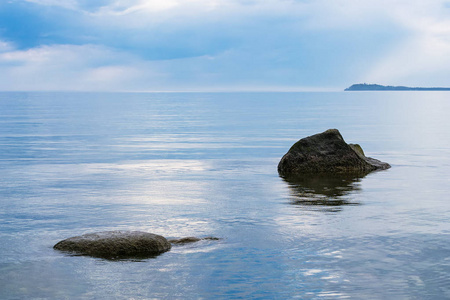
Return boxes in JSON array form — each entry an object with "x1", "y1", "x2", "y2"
[
  {"x1": 53, "y1": 231, "x2": 171, "y2": 259},
  {"x1": 278, "y1": 129, "x2": 390, "y2": 177}
]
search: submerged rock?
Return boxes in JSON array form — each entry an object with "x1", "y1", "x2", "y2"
[
  {"x1": 168, "y1": 236, "x2": 220, "y2": 245},
  {"x1": 53, "y1": 231, "x2": 171, "y2": 259},
  {"x1": 278, "y1": 129, "x2": 390, "y2": 177}
]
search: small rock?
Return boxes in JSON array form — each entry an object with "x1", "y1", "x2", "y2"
[{"x1": 53, "y1": 231, "x2": 171, "y2": 259}]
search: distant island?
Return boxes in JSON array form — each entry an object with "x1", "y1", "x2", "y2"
[{"x1": 345, "y1": 83, "x2": 450, "y2": 91}]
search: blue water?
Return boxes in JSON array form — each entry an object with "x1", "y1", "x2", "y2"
[{"x1": 0, "y1": 91, "x2": 449, "y2": 299}]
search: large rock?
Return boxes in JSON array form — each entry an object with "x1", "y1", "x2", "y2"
[
  {"x1": 53, "y1": 231, "x2": 171, "y2": 259},
  {"x1": 278, "y1": 129, "x2": 390, "y2": 177}
]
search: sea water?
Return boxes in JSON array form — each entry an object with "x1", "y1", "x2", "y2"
[{"x1": 0, "y1": 91, "x2": 449, "y2": 299}]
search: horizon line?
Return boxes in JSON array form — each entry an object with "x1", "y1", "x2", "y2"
[{"x1": 0, "y1": 87, "x2": 342, "y2": 93}]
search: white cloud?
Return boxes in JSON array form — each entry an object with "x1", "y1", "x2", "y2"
[
  {"x1": 366, "y1": 34, "x2": 450, "y2": 86},
  {"x1": 95, "y1": 0, "x2": 180, "y2": 15},
  {"x1": 24, "y1": 0, "x2": 78, "y2": 9},
  {"x1": 19, "y1": 0, "x2": 450, "y2": 31},
  {"x1": 0, "y1": 41, "x2": 15, "y2": 53},
  {"x1": 23, "y1": 0, "x2": 230, "y2": 16},
  {"x1": 0, "y1": 44, "x2": 159, "y2": 91},
  {"x1": 361, "y1": 1, "x2": 450, "y2": 85},
  {"x1": 4, "y1": 0, "x2": 450, "y2": 90},
  {"x1": 1, "y1": 44, "x2": 117, "y2": 66},
  {"x1": 0, "y1": 41, "x2": 313, "y2": 91}
]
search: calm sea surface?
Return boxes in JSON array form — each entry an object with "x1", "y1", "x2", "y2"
[{"x1": 0, "y1": 91, "x2": 449, "y2": 299}]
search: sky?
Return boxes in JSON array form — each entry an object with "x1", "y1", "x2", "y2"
[{"x1": 0, "y1": 0, "x2": 450, "y2": 91}]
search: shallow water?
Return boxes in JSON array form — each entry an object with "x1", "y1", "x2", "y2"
[{"x1": 0, "y1": 91, "x2": 449, "y2": 299}]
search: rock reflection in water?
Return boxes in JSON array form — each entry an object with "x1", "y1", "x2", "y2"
[{"x1": 282, "y1": 173, "x2": 367, "y2": 210}]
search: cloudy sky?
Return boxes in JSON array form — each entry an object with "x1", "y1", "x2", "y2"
[{"x1": 0, "y1": 0, "x2": 450, "y2": 91}]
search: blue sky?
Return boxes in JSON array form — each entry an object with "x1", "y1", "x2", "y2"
[{"x1": 0, "y1": 0, "x2": 450, "y2": 91}]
